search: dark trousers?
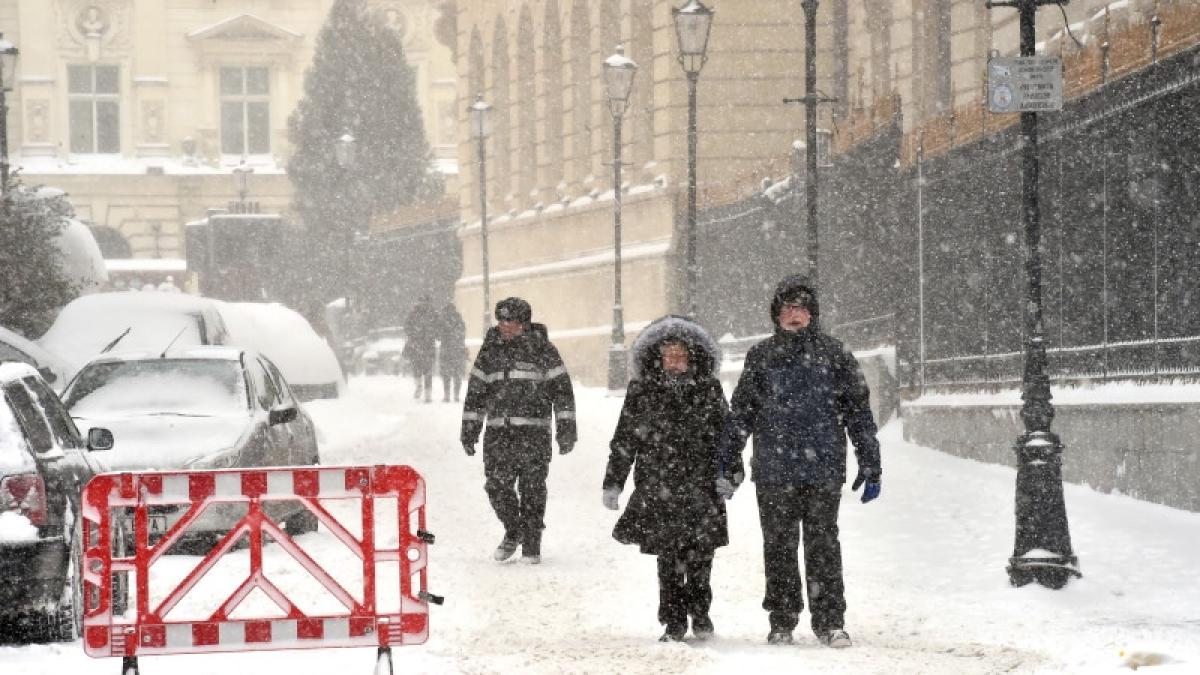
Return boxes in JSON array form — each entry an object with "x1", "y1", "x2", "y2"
[
  {"x1": 442, "y1": 373, "x2": 462, "y2": 401},
  {"x1": 412, "y1": 372, "x2": 432, "y2": 399},
  {"x1": 755, "y1": 483, "x2": 846, "y2": 635},
  {"x1": 482, "y1": 429, "x2": 551, "y2": 555},
  {"x1": 656, "y1": 550, "x2": 713, "y2": 628}
]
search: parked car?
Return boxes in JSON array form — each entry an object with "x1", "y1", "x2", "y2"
[
  {"x1": 356, "y1": 326, "x2": 408, "y2": 376},
  {"x1": 1, "y1": 362, "x2": 114, "y2": 643},
  {"x1": 61, "y1": 347, "x2": 321, "y2": 544},
  {"x1": 1, "y1": 326, "x2": 71, "y2": 389},
  {"x1": 38, "y1": 292, "x2": 231, "y2": 380},
  {"x1": 219, "y1": 302, "x2": 345, "y2": 400}
]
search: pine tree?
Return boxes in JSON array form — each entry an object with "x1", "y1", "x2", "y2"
[
  {"x1": 287, "y1": 0, "x2": 441, "y2": 305},
  {"x1": 0, "y1": 180, "x2": 80, "y2": 337}
]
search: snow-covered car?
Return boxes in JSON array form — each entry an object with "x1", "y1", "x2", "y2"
[
  {"x1": 61, "y1": 347, "x2": 320, "y2": 544},
  {"x1": 219, "y1": 302, "x2": 344, "y2": 400},
  {"x1": 1, "y1": 326, "x2": 71, "y2": 389},
  {"x1": 38, "y1": 292, "x2": 231, "y2": 380},
  {"x1": 356, "y1": 326, "x2": 408, "y2": 376},
  {"x1": 1, "y1": 362, "x2": 115, "y2": 643}
]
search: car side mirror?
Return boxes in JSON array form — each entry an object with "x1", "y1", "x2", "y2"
[
  {"x1": 269, "y1": 405, "x2": 299, "y2": 426},
  {"x1": 87, "y1": 427, "x2": 115, "y2": 452},
  {"x1": 37, "y1": 366, "x2": 57, "y2": 385}
]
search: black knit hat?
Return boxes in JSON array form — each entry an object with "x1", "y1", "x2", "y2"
[
  {"x1": 770, "y1": 274, "x2": 819, "y2": 328},
  {"x1": 495, "y1": 297, "x2": 532, "y2": 325}
]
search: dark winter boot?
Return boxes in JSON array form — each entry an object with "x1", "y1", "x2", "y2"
[
  {"x1": 817, "y1": 629, "x2": 852, "y2": 648},
  {"x1": 767, "y1": 611, "x2": 798, "y2": 645},
  {"x1": 692, "y1": 615, "x2": 714, "y2": 640},
  {"x1": 659, "y1": 623, "x2": 687, "y2": 642},
  {"x1": 493, "y1": 534, "x2": 519, "y2": 562}
]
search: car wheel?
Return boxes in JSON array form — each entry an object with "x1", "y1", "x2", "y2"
[{"x1": 30, "y1": 517, "x2": 84, "y2": 643}]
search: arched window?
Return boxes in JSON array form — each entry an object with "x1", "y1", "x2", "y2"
[
  {"x1": 568, "y1": 1, "x2": 592, "y2": 191},
  {"x1": 543, "y1": 1, "x2": 564, "y2": 198},
  {"x1": 517, "y1": 6, "x2": 537, "y2": 205},
  {"x1": 492, "y1": 19, "x2": 511, "y2": 205},
  {"x1": 88, "y1": 224, "x2": 132, "y2": 258}
]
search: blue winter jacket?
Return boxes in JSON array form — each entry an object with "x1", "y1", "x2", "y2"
[{"x1": 717, "y1": 327, "x2": 881, "y2": 486}]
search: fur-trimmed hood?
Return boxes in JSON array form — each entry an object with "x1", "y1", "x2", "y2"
[{"x1": 630, "y1": 315, "x2": 721, "y2": 380}]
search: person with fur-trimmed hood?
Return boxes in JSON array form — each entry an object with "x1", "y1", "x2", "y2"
[
  {"x1": 602, "y1": 315, "x2": 729, "y2": 642},
  {"x1": 461, "y1": 297, "x2": 576, "y2": 565},
  {"x1": 715, "y1": 274, "x2": 881, "y2": 649}
]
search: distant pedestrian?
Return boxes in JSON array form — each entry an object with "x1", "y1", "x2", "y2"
[
  {"x1": 460, "y1": 297, "x2": 576, "y2": 564},
  {"x1": 603, "y1": 316, "x2": 729, "y2": 642},
  {"x1": 404, "y1": 295, "x2": 437, "y2": 402},
  {"x1": 437, "y1": 303, "x2": 467, "y2": 402},
  {"x1": 716, "y1": 274, "x2": 882, "y2": 648}
]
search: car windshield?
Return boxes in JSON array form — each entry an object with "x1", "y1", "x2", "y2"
[{"x1": 64, "y1": 359, "x2": 247, "y2": 417}]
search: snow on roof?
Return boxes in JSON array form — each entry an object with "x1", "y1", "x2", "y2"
[
  {"x1": 16, "y1": 154, "x2": 287, "y2": 176},
  {"x1": 220, "y1": 302, "x2": 343, "y2": 387},
  {"x1": 38, "y1": 292, "x2": 226, "y2": 372},
  {"x1": 0, "y1": 361, "x2": 39, "y2": 384}
]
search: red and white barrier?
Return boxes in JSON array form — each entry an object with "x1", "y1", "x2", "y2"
[{"x1": 80, "y1": 465, "x2": 433, "y2": 670}]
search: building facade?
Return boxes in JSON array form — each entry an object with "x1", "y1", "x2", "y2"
[
  {"x1": 2, "y1": 0, "x2": 457, "y2": 263},
  {"x1": 454, "y1": 0, "x2": 1190, "y2": 384}
]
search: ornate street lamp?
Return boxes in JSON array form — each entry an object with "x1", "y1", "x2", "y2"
[
  {"x1": 468, "y1": 94, "x2": 493, "y2": 334},
  {"x1": 673, "y1": 0, "x2": 713, "y2": 318},
  {"x1": 602, "y1": 44, "x2": 637, "y2": 391},
  {"x1": 0, "y1": 34, "x2": 19, "y2": 191}
]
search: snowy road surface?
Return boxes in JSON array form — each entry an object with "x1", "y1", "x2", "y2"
[{"x1": 2, "y1": 376, "x2": 1197, "y2": 674}]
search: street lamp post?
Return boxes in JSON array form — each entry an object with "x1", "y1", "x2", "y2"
[
  {"x1": 468, "y1": 95, "x2": 493, "y2": 334},
  {"x1": 673, "y1": 0, "x2": 713, "y2": 318},
  {"x1": 336, "y1": 133, "x2": 357, "y2": 314},
  {"x1": 602, "y1": 44, "x2": 638, "y2": 392},
  {"x1": 987, "y1": 0, "x2": 1079, "y2": 590},
  {"x1": 0, "y1": 35, "x2": 20, "y2": 192}
]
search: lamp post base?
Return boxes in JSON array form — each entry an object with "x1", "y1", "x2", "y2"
[
  {"x1": 607, "y1": 343, "x2": 628, "y2": 393},
  {"x1": 1008, "y1": 430, "x2": 1081, "y2": 589}
]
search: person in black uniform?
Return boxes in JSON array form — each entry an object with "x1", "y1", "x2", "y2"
[
  {"x1": 603, "y1": 315, "x2": 729, "y2": 642},
  {"x1": 460, "y1": 297, "x2": 576, "y2": 564}
]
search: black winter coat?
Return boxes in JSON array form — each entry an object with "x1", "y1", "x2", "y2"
[
  {"x1": 460, "y1": 323, "x2": 577, "y2": 449},
  {"x1": 604, "y1": 317, "x2": 730, "y2": 556}
]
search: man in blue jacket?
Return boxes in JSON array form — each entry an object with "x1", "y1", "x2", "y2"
[{"x1": 716, "y1": 274, "x2": 882, "y2": 648}]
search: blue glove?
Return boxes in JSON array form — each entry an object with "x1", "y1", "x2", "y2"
[{"x1": 851, "y1": 467, "x2": 881, "y2": 503}]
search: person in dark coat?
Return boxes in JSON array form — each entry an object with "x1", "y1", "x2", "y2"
[
  {"x1": 461, "y1": 297, "x2": 576, "y2": 564},
  {"x1": 603, "y1": 315, "x2": 729, "y2": 642},
  {"x1": 437, "y1": 303, "x2": 467, "y2": 402},
  {"x1": 716, "y1": 274, "x2": 882, "y2": 648},
  {"x1": 404, "y1": 295, "x2": 437, "y2": 402}
]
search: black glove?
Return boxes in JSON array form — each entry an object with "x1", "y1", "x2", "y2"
[
  {"x1": 462, "y1": 441, "x2": 476, "y2": 457},
  {"x1": 558, "y1": 441, "x2": 574, "y2": 455},
  {"x1": 851, "y1": 467, "x2": 881, "y2": 503}
]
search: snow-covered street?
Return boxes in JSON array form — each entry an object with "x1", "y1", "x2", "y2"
[{"x1": 3, "y1": 375, "x2": 1198, "y2": 674}]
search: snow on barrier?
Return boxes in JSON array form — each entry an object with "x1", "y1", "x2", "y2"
[{"x1": 80, "y1": 465, "x2": 440, "y2": 674}]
